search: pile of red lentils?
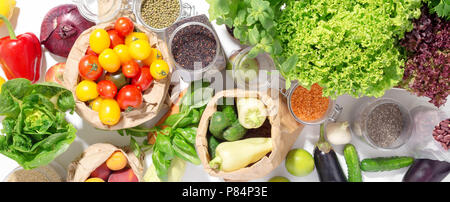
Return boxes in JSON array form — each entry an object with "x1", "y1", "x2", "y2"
[{"x1": 290, "y1": 83, "x2": 330, "y2": 122}]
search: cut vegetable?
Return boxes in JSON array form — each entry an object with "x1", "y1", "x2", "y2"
[{"x1": 237, "y1": 97, "x2": 267, "y2": 129}]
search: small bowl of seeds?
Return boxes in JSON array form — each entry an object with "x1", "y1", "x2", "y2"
[
  {"x1": 134, "y1": 0, "x2": 191, "y2": 32},
  {"x1": 350, "y1": 98, "x2": 413, "y2": 150}
]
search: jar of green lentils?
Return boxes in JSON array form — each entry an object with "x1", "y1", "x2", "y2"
[{"x1": 75, "y1": 0, "x2": 196, "y2": 32}]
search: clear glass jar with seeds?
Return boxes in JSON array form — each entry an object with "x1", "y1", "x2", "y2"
[{"x1": 350, "y1": 98, "x2": 413, "y2": 150}]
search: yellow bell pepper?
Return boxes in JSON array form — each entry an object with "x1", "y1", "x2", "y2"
[
  {"x1": 209, "y1": 138, "x2": 273, "y2": 172},
  {"x1": 0, "y1": 0, "x2": 16, "y2": 26}
]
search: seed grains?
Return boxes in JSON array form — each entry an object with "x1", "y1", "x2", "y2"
[{"x1": 141, "y1": 0, "x2": 180, "y2": 29}]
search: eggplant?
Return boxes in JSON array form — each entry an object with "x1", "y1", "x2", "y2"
[
  {"x1": 314, "y1": 124, "x2": 347, "y2": 182},
  {"x1": 402, "y1": 159, "x2": 450, "y2": 182}
]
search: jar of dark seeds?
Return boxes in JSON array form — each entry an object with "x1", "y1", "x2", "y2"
[
  {"x1": 350, "y1": 98, "x2": 413, "y2": 150},
  {"x1": 167, "y1": 15, "x2": 226, "y2": 82}
]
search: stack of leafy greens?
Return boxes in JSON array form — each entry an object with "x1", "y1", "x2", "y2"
[
  {"x1": 424, "y1": 0, "x2": 450, "y2": 20},
  {"x1": 207, "y1": 0, "x2": 423, "y2": 99},
  {"x1": 0, "y1": 79, "x2": 76, "y2": 170}
]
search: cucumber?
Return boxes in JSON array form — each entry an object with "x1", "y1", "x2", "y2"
[
  {"x1": 222, "y1": 105, "x2": 237, "y2": 123},
  {"x1": 343, "y1": 144, "x2": 362, "y2": 182},
  {"x1": 223, "y1": 121, "x2": 247, "y2": 141},
  {"x1": 209, "y1": 112, "x2": 230, "y2": 140},
  {"x1": 208, "y1": 135, "x2": 221, "y2": 159},
  {"x1": 360, "y1": 156, "x2": 414, "y2": 172}
]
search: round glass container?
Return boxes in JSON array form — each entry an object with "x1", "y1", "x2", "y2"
[
  {"x1": 230, "y1": 47, "x2": 283, "y2": 92},
  {"x1": 350, "y1": 98, "x2": 413, "y2": 150},
  {"x1": 168, "y1": 21, "x2": 225, "y2": 82},
  {"x1": 287, "y1": 82, "x2": 343, "y2": 125}
]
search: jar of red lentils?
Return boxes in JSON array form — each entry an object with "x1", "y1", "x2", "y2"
[{"x1": 286, "y1": 82, "x2": 342, "y2": 125}]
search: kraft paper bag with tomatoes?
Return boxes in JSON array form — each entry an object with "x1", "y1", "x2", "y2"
[
  {"x1": 63, "y1": 21, "x2": 173, "y2": 130},
  {"x1": 195, "y1": 89, "x2": 303, "y2": 182},
  {"x1": 67, "y1": 143, "x2": 144, "y2": 182}
]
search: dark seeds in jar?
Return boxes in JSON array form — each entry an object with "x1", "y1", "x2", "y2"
[
  {"x1": 366, "y1": 103, "x2": 404, "y2": 148},
  {"x1": 141, "y1": 0, "x2": 180, "y2": 29},
  {"x1": 171, "y1": 25, "x2": 217, "y2": 70}
]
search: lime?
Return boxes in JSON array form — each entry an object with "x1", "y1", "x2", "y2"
[
  {"x1": 285, "y1": 149, "x2": 315, "y2": 177},
  {"x1": 268, "y1": 176, "x2": 290, "y2": 182}
]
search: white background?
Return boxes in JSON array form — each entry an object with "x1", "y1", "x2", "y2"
[{"x1": 0, "y1": 0, "x2": 448, "y2": 182}]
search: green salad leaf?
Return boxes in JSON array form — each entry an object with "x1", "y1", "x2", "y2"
[
  {"x1": 424, "y1": 0, "x2": 450, "y2": 20},
  {"x1": 275, "y1": 0, "x2": 422, "y2": 98},
  {"x1": 0, "y1": 78, "x2": 77, "y2": 170}
]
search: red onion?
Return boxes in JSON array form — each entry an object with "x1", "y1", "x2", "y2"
[{"x1": 40, "y1": 4, "x2": 95, "y2": 58}]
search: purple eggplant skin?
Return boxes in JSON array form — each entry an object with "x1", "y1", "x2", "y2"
[
  {"x1": 314, "y1": 124, "x2": 347, "y2": 182},
  {"x1": 314, "y1": 147, "x2": 347, "y2": 182},
  {"x1": 402, "y1": 159, "x2": 450, "y2": 182}
]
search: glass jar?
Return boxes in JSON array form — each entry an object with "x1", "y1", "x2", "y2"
[
  {"x1": 2, "y1": 162, "x2": 65, "y2": 182},
  {"x1": 167, "y1": 20, "x2": 226, "y2": 82},
  {"x1": 74, "y1": 0, "x2": 195, "y2": 32},
  {"x1": 229, "y1": 47, "x2": 284, "y2": 92},
  {"x1": 286, "y1": 82, "x2": 343, "y2": 125},
  {"x1": 349, "y1": 98, "x2": 413, "y2": 150}
]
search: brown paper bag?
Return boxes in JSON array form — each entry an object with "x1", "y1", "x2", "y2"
[
  {"x1": 67, "y1": 143, "x2": 144, "y2": 182},
  {"x1": 63, "y1": 21, "x2": 172, "y2": 130},
  {"x1": 195, "y1": 89, "x2": 303, "y2": 181}
]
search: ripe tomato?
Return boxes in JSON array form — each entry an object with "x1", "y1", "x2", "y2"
[
  {"x1": 116, "y1": 85, "x2": 143, "y2": 110},
  {"x1": 97, "y1": 80, "x2": 118, "y2": 99},
  {"x1": 85, "y1": 47, "x2": 98, "y2": 56},
  {"x1": 76, "y1": 80, "x2": 99, "y2": 102},
  {"x1": 89, "y1": 29, "x2": 110, "y2": 54},
  {"x1": 125, "y1": 32, "x2": 148, "y2": 46},
  {"x1": 99, "y1": 99, "x2": 121, "y2": 126},
  {"x1": 89, "y1": 97, "x2": 104, "y2": 112},
  {"x1": 132, "y1": 67, "x2": 153, "y2": 91},
  {"x1": 79, "y1": 55, "x2": 103, "y2": 81},
  {"x1": 143, "y1": 48, "x2": 163, "y2": 66},
  {"x1": 122, "y1": 60, "x2": 141, "y2": 78},
  {"x1": 105, "y1": 71, "x2": 130, "y2": 89},
  {"x1": 129, "y1": 40, "x2": 151, "y2": 60},
  {"x1": 113, "y1": 44, "x2": 132, "y2": 64},
  {"x1": 99, "y1": 48, "x2": 121, "y2": 73},
  {"x1": 114, "y1": 17, "x2": 134, "y2": 37},
  {"x1": 107, "y1": 29, "x2": 125, "y2": 48},
  {"x1": 150, "y1": 59, "x2": 169, "y2": 80}
]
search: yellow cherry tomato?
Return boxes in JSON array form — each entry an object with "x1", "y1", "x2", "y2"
[
  {"x1": 0, "y1": 76, "x2": 6, "y2": 93},
  {"x1": 113, "y1": 44, "x2": 132, "y2": 64},
  {"x1": 128, "y1": 40, "x2": 151, "y2": 60},
  {"x1": 76, "y1": 80, "x2": 98, "y2": 102},
  {"x1": 85, "y1": 178, "x2": 105, "y2": 182},
  {"x1": 99, "y1": 99, "x2": 121, "y2": 126},
  {"x1": 125, "y1": 32, "x2": 149, "y2": 46},
  {"x1": 150, "y1": 59, "x2": 170, "y2": 80},
  {"x1": 99, "y1": 48, "x2": 121, "y2": 73},
  {"x1": 89, "y1": 97, "x2": 104, "y2": 112},
  {"x1": 143, "y1": 48, "x2": 163, "y2": 66},
  {"x1": 0, "y1": 0, "x2": 16, "y2": 26},
  {"x1": 89, "y1": 29, "x2": 110, "y2": 54}
]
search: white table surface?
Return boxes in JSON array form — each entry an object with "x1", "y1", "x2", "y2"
[{"x1": 0, "y1": 0, "x2": 449, "y2": 182}]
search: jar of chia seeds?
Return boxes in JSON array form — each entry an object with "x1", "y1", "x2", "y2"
[{"x1": 166, "y1": 15, "x2": 226, "y2": 82}]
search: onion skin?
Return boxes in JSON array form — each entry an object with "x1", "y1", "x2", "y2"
[{"x1": 40, "y1": 4, "x2": 95, "y2": 57}]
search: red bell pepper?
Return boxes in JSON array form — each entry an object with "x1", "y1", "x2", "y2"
[{"x1": 0, "y1": 14, "x2": 42, "y2": 83}]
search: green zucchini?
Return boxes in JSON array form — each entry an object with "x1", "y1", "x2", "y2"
[
  {"x1": 222, "y1": 105, "x2": 237, "y2": 123},
  {"x1": 343, "y1": 144, "x2": 362, "y2": 182},
  {"x1": 209, "y1": 112, "x2": 230, "y2": 140},
  {"x1": 223, "y1": 121, "x2": 247, "y2": 141},
  {"x1": 360, "y1": 156, "x2": 414, "y2": 172}
]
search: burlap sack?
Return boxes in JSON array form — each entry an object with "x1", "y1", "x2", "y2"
[
  {"x1": 63, "y1": 21, "x2": 172, "y2": 130},
  {"x1": 67, "y1": 143, "x2": 144, "y2": 182},
  {"x1": 196, "y1": 89, "x2": 303, "y2": 181}
]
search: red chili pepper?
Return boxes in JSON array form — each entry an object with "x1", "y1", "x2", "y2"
[{"x1": 0, "y1": 14, "x2": 42, "y2": 83}]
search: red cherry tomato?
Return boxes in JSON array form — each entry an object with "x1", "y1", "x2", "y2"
[
  {"x1": 132, "y1": 67, "x2": 153, "y2": 91},
  {"x1": 116, "y1": 85, "x2": 143, "y2": 110},
  {"x1": 79, "y1": 55, "x2": 103, "y2": 81},
  {"x1": 97, "y1": 80, "x2": 118, "y2": 99},
  {"x1": 107, "y1": 30, "x2": 125, "y2": 48},
  {"x1": 114, "y1": 17, "x2": 134, "y2": 37},
  {"x1": 85, "y1": 47, "x2": 98, "y2": 56},
  {"x1": 122, "y1": 60, "x2": 141, "y2": 78}
]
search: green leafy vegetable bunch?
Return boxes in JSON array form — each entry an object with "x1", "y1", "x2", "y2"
[
  {"x1": 276, "y1": 0, "x2": 422, "y2": 98},
  {"x1": 0, "y1": 79, "x2": 77, "y2": 169},
  {"x1": 424, "y1": 0, "x2": 450, "y2": 20}
]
